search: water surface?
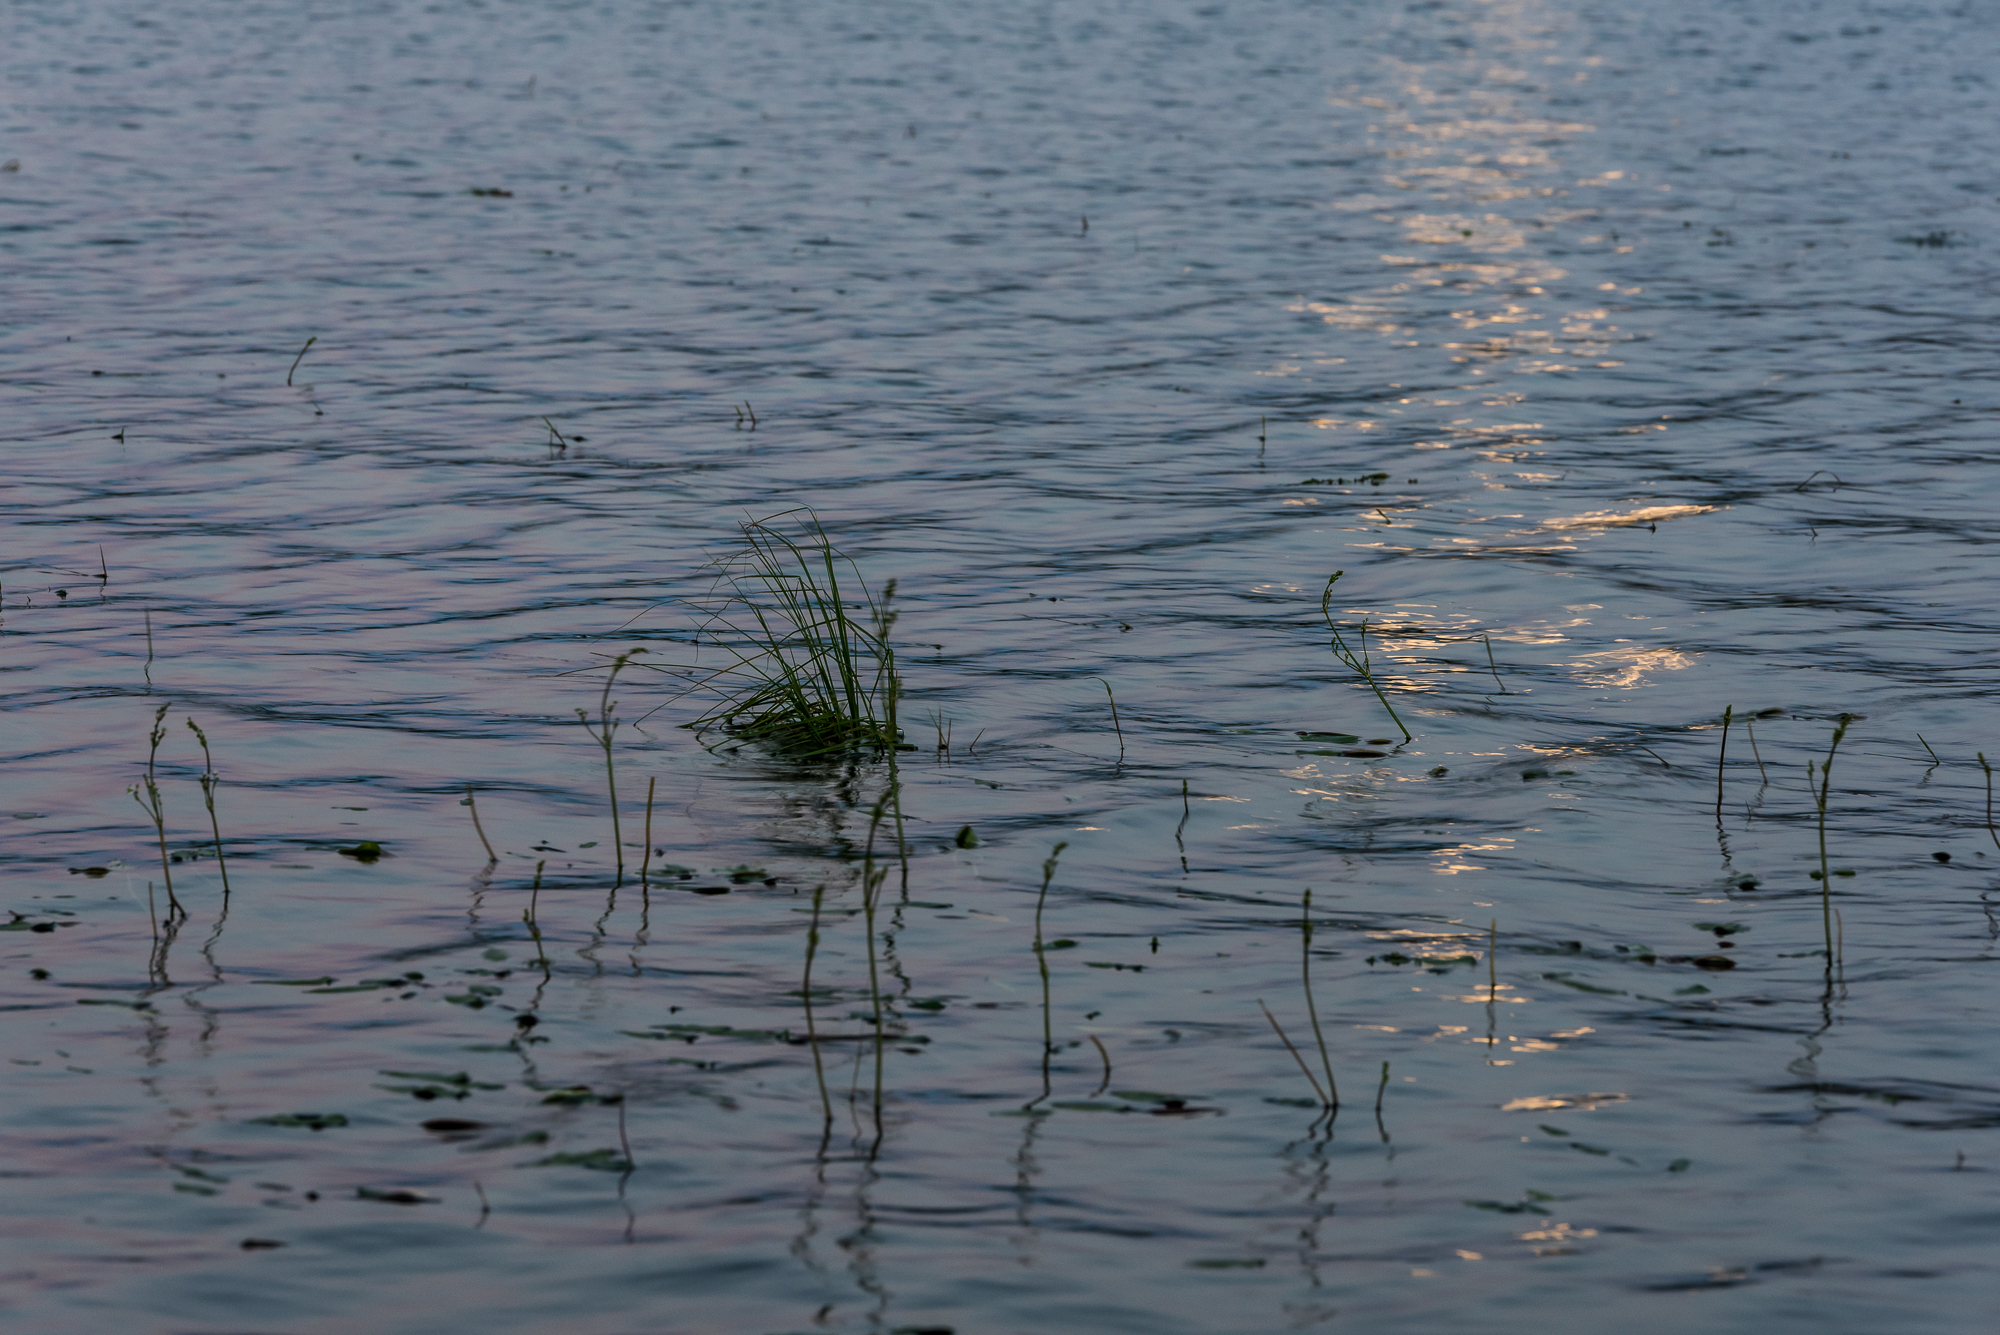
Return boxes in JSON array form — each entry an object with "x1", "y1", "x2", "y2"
[{"x1": 5, "y1": 1, "x2": 2000, "y2": 1331}]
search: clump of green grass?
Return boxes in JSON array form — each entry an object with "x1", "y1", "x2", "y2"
[{"x1": 649, "y1": 509, "x2": 901, "y2": 759}]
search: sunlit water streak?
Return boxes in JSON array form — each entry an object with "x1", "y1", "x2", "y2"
[{"x1": 5, "y1": 1, "x2": 2000, "y2": 1331}]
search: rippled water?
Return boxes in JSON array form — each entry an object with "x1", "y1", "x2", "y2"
[{"x1": 6, "y1": 1, "x2": 2000, "y2": 1330}]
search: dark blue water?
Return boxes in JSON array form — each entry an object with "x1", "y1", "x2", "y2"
[{"x1": 6, "y1": 1, "x2": 2000, "y2": 1330}]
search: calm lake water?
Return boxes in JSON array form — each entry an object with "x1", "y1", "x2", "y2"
[{"x1": 6, "y1": 1, "x2": 2000, "y2": 1331}]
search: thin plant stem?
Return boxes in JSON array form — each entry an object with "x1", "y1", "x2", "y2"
[
  {"x1": 525, "y1": 861, "x2": 550, "y2": 981},
  {"x1": 130, "y1": 704, "x2": 180, "y2": 918},
  {"x1": 1715, "y1": 705, "x2": 1733, "y2": 819},
  {"x1": 1815, "y1": 716, "x2": 1853, "y2": 961},
  {"x1": 1746, "y1": 717, "x2": 1770, "y2": 785},
  {"x1": 1321, "y1": 572, "x2": 1411, "y2": 743},
  {"x1": 1374, "y1": 1060, "x2": 1392, "y2": 1144},
  {"x1": 803, "y1": 884, "x2": 832, "y2": 1124},
  {"x1": 286, "y1": 335, "x2": 316, "y2": 386},
  {"x1": 1300, "y1": 889, "x2": 1338, "y2": 1108},
  {"x1": 1257, "y1": 999, "x2": 1328, "y2": 1106},
  {"x1": 1918, "y1": 734, "x2": 1941, "y2": 765},
  {"x1": 464, "y1": 785, "x2": 497, "y2": 864},
  {"x1": 1030, "y1": 841, "x2": 1069, "y2": 1106},
  {"x1": 1088, "y1": 1034, "x2": 1112, "y2": 1097},
  {"x1": 1092, "y1": 677, "x2": 1124, "y2": 762},
  {"x1": 878, "y1": 583, "x2": 910, "y2": 893},
  {"x1": 861, "y1": 791, "x2": 894, "y2": 1129},
  {"x1": 1488, "y1": 919, "x2": 1498, "y2": 999},
  {"x1": 637, "y1": 775, "x2": 657, "y2": 891},
  {"x1": 1981, "y1": 753, "x2": 2000, "y2": 855},
  {"x1": 1483, "y1": 634, "x2": 1505, "y2": 692},
  {"x1": 615, "y1": 1096, "x2": 635, "y2": 1171},
  {"x1": 185, "y1": 718, "x2": 230, "y2": 898},
  {"x1": 578, "y1": 650, "x2": 643, "y2": 883}
]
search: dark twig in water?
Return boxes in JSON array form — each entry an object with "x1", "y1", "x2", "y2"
[
  {"x1": 286, "y1": 336, "x2": 316, "y2": 386},
  {"x1": 1918, "y1": 734, "x2": 1940, "y2": 765},
  {"x1": 1482, "y1": 634, "x2": 1505, "y2": 692}
]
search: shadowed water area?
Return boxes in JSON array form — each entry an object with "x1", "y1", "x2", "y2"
[{"x1": 5, "y1": 0, "x2": 2000, "y2": 1330}]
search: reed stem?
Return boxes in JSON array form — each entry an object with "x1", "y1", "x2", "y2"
[
  {"x1": 1092, "y1": 677, "x2": 1125, "y2": 762},
  {"x1": 1300, "y1": 889, "x2": 1338, "y2": 1107},
  {"x1": 185, "y1": 718, "x2": 230, "y2": 898},
  {"x1": 1257, "y1": 999, "x2": 1328, "y2": 1106},
  {"x1": 1031, "y1": 841, "x2": 1069, "y2": 1103},
  {"x1": 1715, "y1": 705, "x2": 1733, "y2": 819},
  {"x1": 803, "y1": 883, "x2": 832, "y2": 1124},
  {"x1": 1814, "y1": 715, "x2": 1853, "y2": 960},
  {"x1": 464, "y1": 785, "x2": 497, "y2": 864},
  {"x1": 639, "y1": 777, "x2": 656, "y2": 887}
]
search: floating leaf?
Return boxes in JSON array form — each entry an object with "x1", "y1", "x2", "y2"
[
  {"x1": 356, "y1": 1186, "x2": 435, "y2": 1204},
  {"x1": 529, "y1": 1148, "x2": 631, "y2": 1171},
  {"x1": 249, "y1": 1112, "x2": 348, "y2": 1131}
]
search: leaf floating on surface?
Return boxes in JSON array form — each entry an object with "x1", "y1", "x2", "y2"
[
  {"x1": 356, "y1": 1186, "x2": 436, "y2": 1204},
  {"x1": 249, "y1": 1112, "x2": 348, "y2": 1131},
  {"x1": 529, "y1": 1149, "x2": 632, "y2": 1171}
]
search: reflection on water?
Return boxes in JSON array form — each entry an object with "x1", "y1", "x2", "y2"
[{"x1": 6, "y1": 0, "x2": 2000, "y2": 1330}]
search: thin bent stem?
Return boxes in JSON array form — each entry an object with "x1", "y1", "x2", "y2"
[
  {"x1": 132, "y1": 704, "x2": 180, "y2": 918},
  {"x1": 1746, "y1": 717, "x2": 1770, "y2": 786},
  {"x1": 1715, "y1": 705, "x2": 1733, "y2": 820},
  {"x1": 579, "y1": 650, "x2": 643, "y2": 883},
  {"x1": 1258, "y1": 1000, "x2": 1328, "y2": 1107},
  {"x1": 1981, "y1": 753, "x2": 2000, "y2": 856},
  {"x1": 1815, "y1": 715, "x2": 1853, "y2": 961},
  {"x1": 464, "y1": 785, "x2": 497, "y2": 865},
  {"x1": 1029, "y1": 841, "x2": 1069, "y2": 1106},
  {"x1": 862, "y1": 793, "x2": 894, "y2": 1130},
  {"x1": 803, "y1": 883, "x2": 832, "y2": 1125},
  {"x1": 1321, "y1": 572, "x2": 1411, "y2": 743},
  {"x1": 639, "y1": 777, "x2": 656, "y2": 888},
  {"x1": 1092, "y1": 677, "x2": 1125, "y2": 762},
  {"x1": 1300, "y1": 889, "x2": 1338, "y2": 1107},
  {"x1": 185, "y1": 718, "x2": 230, "y2": 898}
]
